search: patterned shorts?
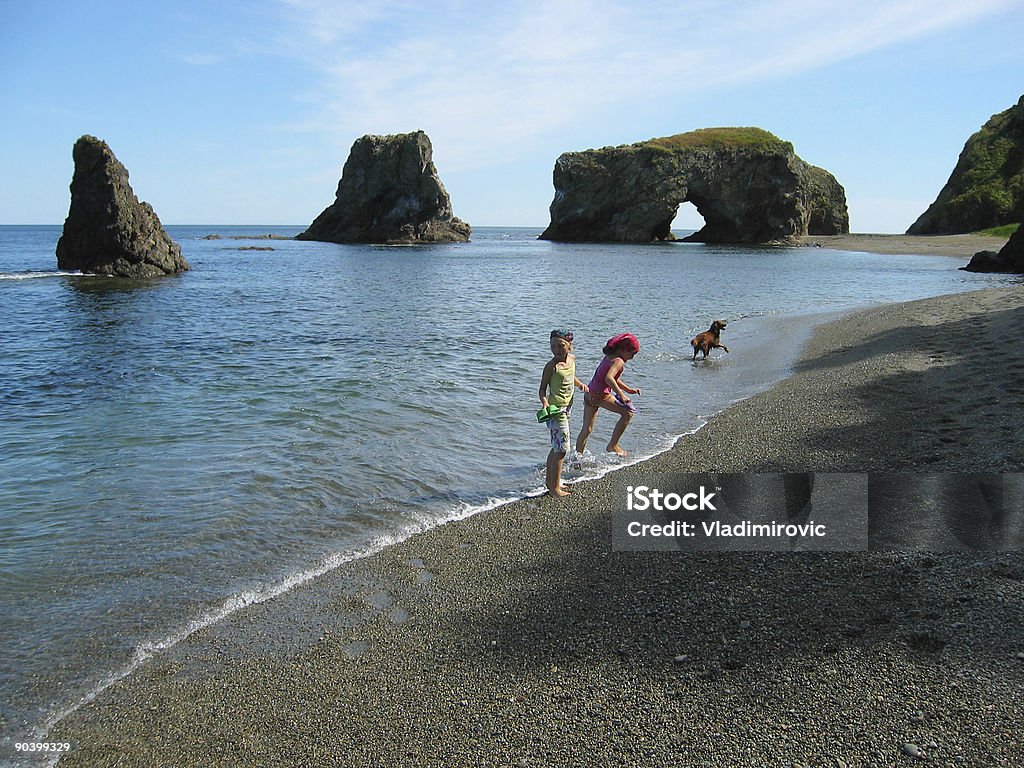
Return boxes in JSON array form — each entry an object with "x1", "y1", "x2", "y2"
[{"x1": 547, "y1": 409, "x2": 571, "y2": 455}]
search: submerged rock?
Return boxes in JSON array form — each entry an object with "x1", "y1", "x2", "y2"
[
  {"x1": 962, "y1": 225, "x2": 1024, "y2": 272},
  {"x1": 909, "y1": 95, "x2": 1024, "y2": 235},
  {"x1": 56, "y1": 135, "x2": 189, "y2": 277},
  {"x1": 297, "y1": 131, "x2": 471, "y2": 244},
  {"x1": 539, "y1": 127, "x2": 848, "y2": 244}
]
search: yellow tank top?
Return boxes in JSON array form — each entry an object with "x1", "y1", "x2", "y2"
[{"x1": 548, "y1": 358, "x2": 576, "y2": 409}]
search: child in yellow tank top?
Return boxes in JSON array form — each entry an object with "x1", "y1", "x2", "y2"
[{"x1": 539, "y1": 329, "x2": 588, "y2": 497}]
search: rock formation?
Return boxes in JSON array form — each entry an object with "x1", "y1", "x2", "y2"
[
  {"x1": 962, "y1": 225, "x2": 1024, "y2": 272},
  {"x1": 56, "y1": 136, "x2": 189, "y2": 277},
  {"x1": 297, "y1": 131, "x2": 470, "y2": 244},
  {"x1": 908, "y1": 95, "x2": 1024, "y2": 235},
  {"x1": 539, "y1": 128, "x2": 848, "y2": 244}
]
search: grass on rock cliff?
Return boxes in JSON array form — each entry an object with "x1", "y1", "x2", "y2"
[
  {"x1": 642, "y1": 127, "x2": 792, "y2": 154},
  {"x1": 975, "y1": 223, "x2": 1020, "y2": 237}
]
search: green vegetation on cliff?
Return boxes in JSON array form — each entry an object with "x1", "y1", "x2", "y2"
[
  {"x1": 950, "y1": 132, "x2": 1021, "y2": 215},
  {"x1": 908, "y1": 95, "x2": 1024, "y2": 234},
  {"x1": 975, "y1": 223, "x2": 1020, "y2": 237},
  {"x1": 642, "y1": 127, "x2": 792, "y2": 154}
]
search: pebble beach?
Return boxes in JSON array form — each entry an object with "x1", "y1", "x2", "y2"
[{"x1": 46, "y1": 240, "x2": 1024, "y2": 767}]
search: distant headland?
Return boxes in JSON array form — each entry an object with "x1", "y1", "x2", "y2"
[{"x1": 909, "y1": 95, "x2": 1024, "y2": 236}]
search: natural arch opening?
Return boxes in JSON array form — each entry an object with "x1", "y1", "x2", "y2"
[{"x1": 670, "y1": 201, "x2": 705, "y2": 239}]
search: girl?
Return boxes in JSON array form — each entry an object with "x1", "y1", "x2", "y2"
[
  {"x1": 539, "y1": 329, "x2": 588, "y2": 497},
  {"x1": 576, "y1": 332, "x2": 641, "y2": 457}
]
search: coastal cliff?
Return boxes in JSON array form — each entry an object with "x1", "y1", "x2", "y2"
[
  {"x1": 298, "y1": 131, "x2": 471, "y2": 244},
  {"x1": 56, "y1": 136, "x2": 189, "y2": 277},
  {"x1": 539, "y1": 128, "x2": 848, "y2": 244},
  {"x1": 908, "y1": 95, "x2": 1024, "y2": 235}
]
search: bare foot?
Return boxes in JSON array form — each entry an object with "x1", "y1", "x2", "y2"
[
  {"x1": 608, "y1": 445, "x2": 628, "y2": 457},
  {"x1": 547, "y1": 487, "x2": 571, "y2": 497}
]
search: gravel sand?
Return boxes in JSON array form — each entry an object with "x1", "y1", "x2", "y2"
[
  {"x1": 798, "y1": 232, "x2": 1010, "y2": 258},
  {"x1": 50, "y1": 287, "x2": 1024, "y2": 768}
]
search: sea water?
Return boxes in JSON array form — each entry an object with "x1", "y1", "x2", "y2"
[{"x1": 0, "y1": 225, "x2": 1017, "y2": 752}]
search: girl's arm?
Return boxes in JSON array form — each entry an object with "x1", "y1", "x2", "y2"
[
  {"x1": 539, "y1": 359, "x2": 555, "y2": 406},
  {"x1": 604, "y1": 359, "x2": 630, "y2": 401}
]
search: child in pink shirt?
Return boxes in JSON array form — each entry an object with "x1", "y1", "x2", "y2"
[{"x1": 576, "y1": 333, "x2": 641, "y2": 457}]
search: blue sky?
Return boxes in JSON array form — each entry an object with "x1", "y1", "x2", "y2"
[{"x1": 2, "y1": 0, "x2": 1022, "y2": 232}]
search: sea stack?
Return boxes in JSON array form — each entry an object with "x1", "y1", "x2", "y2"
[
  {"x1": 908, "y1": 94, "x2": 1024, "y2": 234},
  {"x1": 297, "y1": 131, "x2": 471, "y2": 244},
  {"x1": 539, "y1": 127, "x2": 848, "y2": 245},
  {"x1": 56, "y1": 135, "x2": 189, "y2": 277}
]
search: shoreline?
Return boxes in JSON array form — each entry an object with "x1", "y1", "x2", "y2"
[
  {"x1": 50, "y1": 286, "x2": 1024, "y2": 767},
  {"x1": 797, "y1": 232, "x2": 1010, "y2": 258}
]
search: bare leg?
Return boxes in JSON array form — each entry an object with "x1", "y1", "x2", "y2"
[
  {"x1": 546, "y1": 451, "x2": 569, "y2": 496},
  {"x1": 606, "y1": 409, "x2": 634, "y2": 456},
  {"x1": 575, "y1": 400, "x2": 599, "y2": 454}
]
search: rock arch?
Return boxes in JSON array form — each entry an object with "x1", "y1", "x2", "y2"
[{"x1": 539, "y1": 128, "x2": 848, "y2": 244}]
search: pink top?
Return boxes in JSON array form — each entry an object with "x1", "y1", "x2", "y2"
[{"x1": 588, "y1": 356, "x2": 620, "y2": 396}]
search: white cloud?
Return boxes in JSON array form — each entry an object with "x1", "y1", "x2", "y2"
[
  {"x1": 271, "y1": 0, "x2": 1019, "y2": 168},
  {"x1": 279, "y1": 0, "x2": 421, "y2": 45},
  {"x1": 716, "y1": 0, "x2": 1020, "y2": 83}
]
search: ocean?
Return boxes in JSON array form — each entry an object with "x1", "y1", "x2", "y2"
[{"x1": 0, "y1": 224, "x2": 1017, "y2": 757}]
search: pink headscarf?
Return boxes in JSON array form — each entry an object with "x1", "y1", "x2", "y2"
[{"x1": 607, "y1": 332, "x2": 640, "y2": 353}]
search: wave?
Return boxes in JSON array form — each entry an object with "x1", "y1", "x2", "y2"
[
  {"x1": 39, "y1": 530, "x2": 410, "y2": 744},
  {"x1": 0, "y1": 271, "x2": 81, "y2": 281}
]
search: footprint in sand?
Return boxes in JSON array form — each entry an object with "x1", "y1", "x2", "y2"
[
  {"x1": 406, "y1": 557, "x2": 435, "y2": 584},
  {"x1": 365, "y1": 586, "x2": 414, "y2": 624},
  {"x1": 342, "y1": 640, "x2": 371, "y2": 658},
  {"x1": 388, "y1": 606, "x2": 411, "y2": 624},
  {"x1": 364, "y1": 590, "x2": 394, "y2": 611}
]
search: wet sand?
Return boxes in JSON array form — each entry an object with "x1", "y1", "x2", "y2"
[
  {"x1": 798, "y1": 232, "x2": 1010, "y2": 258},
  {"x1": 51, "y1": 287, "x2": 1024, "y2": 767}
]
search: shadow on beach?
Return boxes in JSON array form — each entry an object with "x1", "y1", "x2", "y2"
[{"x1": 475, "y1": 511, "x2": 1024, "y2": 679}]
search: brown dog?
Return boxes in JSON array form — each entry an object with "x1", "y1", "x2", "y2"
[{"x1": 691, "y1": 320, "x2": 729, "y2": 360}]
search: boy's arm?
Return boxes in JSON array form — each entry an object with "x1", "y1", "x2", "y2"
[{"x1": 570, "y1": 355, "x2": 587, "y2": 392}]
